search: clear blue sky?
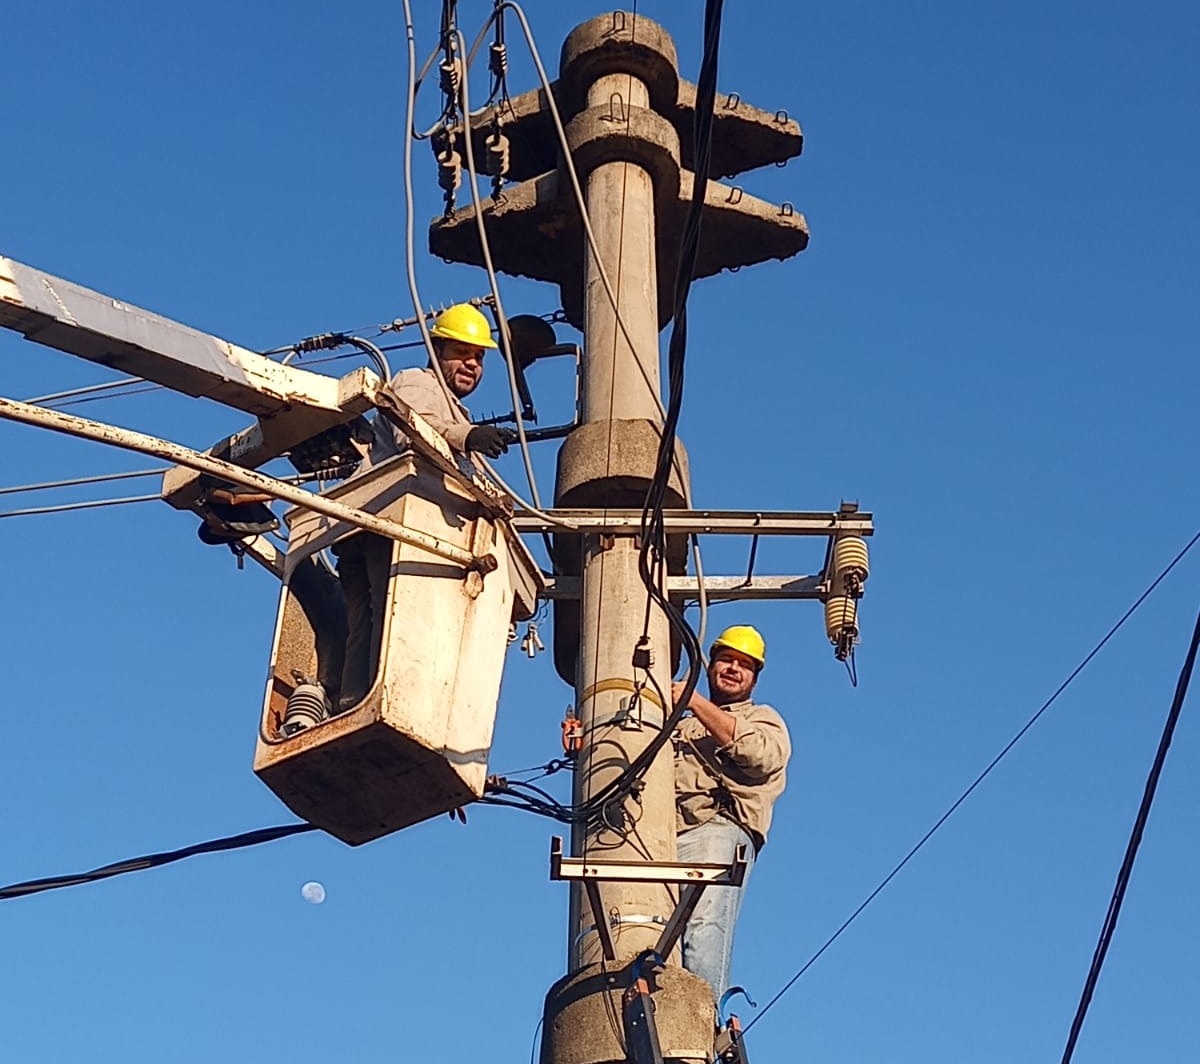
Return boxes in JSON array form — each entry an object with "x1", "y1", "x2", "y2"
[{"x1": 3, "y1": 2, "x2": 1199, "y2": 1061}]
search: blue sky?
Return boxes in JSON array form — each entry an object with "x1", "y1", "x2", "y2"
[{"x1": 3, "y1": 1, "x2": 1199, "y2": 1061}]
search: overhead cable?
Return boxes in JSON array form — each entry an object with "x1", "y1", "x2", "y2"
[
  {"x1": 2, "y1": 747, "x2": 564, "y2": 902},
  {"x1": 399, "y1": 0, "x2": 568, "y2": 534},
  {"x1": 1059, "y1": 599, "x2": 1200, "y2": 1062},
  {"x1": 742, "y1": 526, "x2": 1200, "y2": 1034},
  {"x1": 0, "y1": 823, "x2": 316, "y2": 901},
  {"x1": 0, "y1": 494, "x2": 161, "y2": 519},
  {"x1": 453, "y1": 24, "x2": 542, "y2": 508},
  {"x1": 26, "y1": 376, "x2": 150, "y2": 406},
  {"x1": 0, "y1": 468, "x2": 163, "y2": 496}
]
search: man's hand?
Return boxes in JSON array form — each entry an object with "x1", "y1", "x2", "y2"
[
  {"x1": 466, "y1": 425, "x2": 518, "y2": 458},
  {"x1": 671, "y1": 678, "x2": 737, "y2": 747},
  {"x1": 671, "y1": 680, "x2": 698, "y2": 710}
]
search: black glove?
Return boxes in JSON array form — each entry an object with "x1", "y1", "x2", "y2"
[{"x1": 465, "y1": 425, "x2": 518, "y2": 458}]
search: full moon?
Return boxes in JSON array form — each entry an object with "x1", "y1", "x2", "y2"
[{"x1": 301, "y1": 881, "x2": 326, "y2": 904}]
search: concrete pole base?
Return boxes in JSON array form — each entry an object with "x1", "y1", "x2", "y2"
[{"x1": 541, "y1": 960, "x2": 716, "y2": 1064}]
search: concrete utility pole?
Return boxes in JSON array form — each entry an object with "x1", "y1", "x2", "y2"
[{"x1": 433, "y1": 11, "x2": 808, "y2": 1063}]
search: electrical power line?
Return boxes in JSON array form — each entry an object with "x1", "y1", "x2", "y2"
[
  {"x1": 742, "y1": 526, "x2": 1200, "y2": 1035},
  {"x1": 0, "y1": 823, "x2": 316, "y2": 901},
  {"x1": 1059, "y1": 597, "x2": 1200, "y2": 1062},
  {"x1": 0, "y1": 494, "x2": 161, "y2": 519},
  {"x1": 0, "y1": 468, "x2": 163, "y2": 496}
]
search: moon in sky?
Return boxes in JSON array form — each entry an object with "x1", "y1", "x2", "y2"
[{"x1": 301, "y1": 881, "x2": 326, "y2": 905}]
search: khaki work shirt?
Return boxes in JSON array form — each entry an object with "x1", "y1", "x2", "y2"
[
  {"x1": 366, "y1": 367, "x2": 473, "y2": 468},
  {"x1": 674, "y1": 699, "x2": 790, "y2": 851}
]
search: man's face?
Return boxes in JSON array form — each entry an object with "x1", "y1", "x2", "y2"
[
  {"x1": 707, "y1": 648, "x2": 759, "y2": 705},
  {"x1": 438, "y1": 339, "x2": 486, "y2": 398}
]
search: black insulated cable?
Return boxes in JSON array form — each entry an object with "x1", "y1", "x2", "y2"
[
  {"x1": 0, "y1": 823, "x2": 316, "y2": 901},
  {"x1": 1059, "y1": 599, "x2": 1200, "y2": 1063}
]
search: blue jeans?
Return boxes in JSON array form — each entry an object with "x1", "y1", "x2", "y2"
[{"x1": 676, "y1": 816, "x2": 757, "y2": 1003}]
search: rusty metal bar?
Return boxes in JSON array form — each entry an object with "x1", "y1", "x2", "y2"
[{"x1": 0, "y1": 395, "x2": 489, "y2": 571}]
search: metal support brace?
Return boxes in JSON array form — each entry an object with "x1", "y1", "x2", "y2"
[
  {"x1": 622, "y1": 952, "x2": 666, "y2": 1064},
  {"x1": 549, "y1": 837, "x2": 748, "y2": 962}
]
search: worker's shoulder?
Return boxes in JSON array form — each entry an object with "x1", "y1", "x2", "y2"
[
  {"x1": 390, "y1": 366, "x2": 437, "y2": 393},
  {"x1": 739, "y1": 700, "x2": 789, "y2": 731}
]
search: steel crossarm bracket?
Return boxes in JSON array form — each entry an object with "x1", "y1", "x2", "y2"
[
  {"x1": 543, "y1": 574, "x2": 826, "y2": 602},
  {"x1": 512, "y1": 507, "x2": 874, "y2": 537},
  {"x1": 549, "y1": 837, "x2": 748, "y2": 963},
  {"x1": 550, "y1": 837, "x2": 748, "y2": 886}
]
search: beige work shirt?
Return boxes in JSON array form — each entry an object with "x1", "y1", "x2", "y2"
[
  {"x1": 366, "y1": 366, "x2": 473, "y2": 468},
  {"x1": 674, "y1": 699, "x2": 790, "y2": 850}
]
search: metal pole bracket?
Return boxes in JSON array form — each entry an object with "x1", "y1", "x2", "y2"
[{"x1": 549, "y1": 836, "x2": 748, "y2": 962}]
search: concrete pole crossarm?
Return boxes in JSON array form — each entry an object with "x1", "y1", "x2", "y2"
[
  {"x1": 0, "y1": 396, "x2": 492, "y2": 574},
  {"x1": 0, "y1": 256, "x2": 351, "y2": 419}
]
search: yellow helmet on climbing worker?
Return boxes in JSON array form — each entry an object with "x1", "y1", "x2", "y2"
[
  {"x1": 710, "y1": 625, "x2": 766, "y2": 671},
  {"x1": 430, "y1": 303, "x2": 498, "y2": 349}
]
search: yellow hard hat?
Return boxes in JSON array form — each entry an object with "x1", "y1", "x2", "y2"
[
  {"x1": 430, "y1": 303, "x2": 498, "y2": 349},
  {"x1": 710, "y1": 625, "x2": 766, "y2": 669}
]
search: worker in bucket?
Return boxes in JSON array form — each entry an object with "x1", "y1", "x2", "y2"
[
  {"x1": 279, "y1": 303, "x2": 516, "y2": 733},
  {"x1": 672, "y1": 625, "x2": 791, "y2": 1003}
]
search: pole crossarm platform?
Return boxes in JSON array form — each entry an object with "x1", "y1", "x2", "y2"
[
  {"x1": 458, "y1": 77, "x2": 802, "y2": 186},
  {"x1": 0, "y1": 255, "x2": 373, "y2": 418},
  {"x1": 513, "y1": 508, "x2": 874, "y2": 537},
  {"x1": 431, "y1": 171, "x2": 808, "y2": 331},
  {"x1": 550, "y1": 837, "x2": 749, "y2": 963},
  {"x1": 429, "y1": 13, "x2": 808, "y2": 330}
]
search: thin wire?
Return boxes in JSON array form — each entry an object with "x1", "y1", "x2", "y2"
[
  {"x1": 453, "y1": 25, "x2": 543, "y2": 509},
  {"x1": 1060, "y1": 599, "x2": 1200, "y2": 1063},
  {"x1": 399, "y1": 0, "x2": 574, "y2": 532},
  {"x1": 0, "y1": 494, "x2": 161, "y2": 519},
  {"x1": 25, "y1": 376, "x2": 146, "y2": 405},
  {"x1": 0, "y1": 468, "x2": 163, "y2": 496},
  {"x1": 529, "y1": 1016, "x2": 544, "y2": 1064},
  {"x1": 43, "y1": 384, "x2": 164, "y2": 408},
  {"x1": 502, "y1": 1, "x2": 669, "y2": 423},
  {"x1": 743, "y1": 525, "x2": 1200, "y2": 1034},
  {"x1": 0, "y1": 823, "x2": 316, "y2": 901}
]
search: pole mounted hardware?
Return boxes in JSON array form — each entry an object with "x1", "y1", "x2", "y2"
[
  {"x1": 623, "y1": 951, "x2": 667, "y2": 1064},
  {"x1": 549, "y1": 836, "x2": 748, "y2": 964},
  {"x1": 714, "y1": 1015, "x2": 751, "y2": 1064}
]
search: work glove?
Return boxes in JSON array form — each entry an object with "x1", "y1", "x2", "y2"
[{"x1": 465, "y1": 425, "x2": 518, "y2": 458}]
